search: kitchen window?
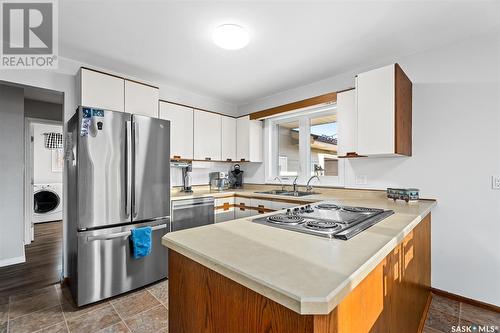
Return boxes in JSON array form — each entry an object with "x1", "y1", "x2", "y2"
[{"x1": 266, "y1": 104, "x2": 343, "y2": 186}]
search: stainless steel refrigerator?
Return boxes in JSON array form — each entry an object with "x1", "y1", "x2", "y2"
[{"x1": 66, "y1": 106, "x2": 170, "y2": 306}]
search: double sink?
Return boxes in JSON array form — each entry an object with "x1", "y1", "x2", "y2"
[{"x1": 254, "y1": 190, "x2": 320, "y2": 197}]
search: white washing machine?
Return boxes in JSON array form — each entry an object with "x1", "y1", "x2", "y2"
[{"x1": 33, "y1": 183, "x2": 63, "y2": 223}]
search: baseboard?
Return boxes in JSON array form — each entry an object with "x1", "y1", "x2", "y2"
[
  {"x1": 0, "y1": 254, "x2": 26, "y2": 267},
  {"x1": 431, "y1": 288, "x2": 500, "y2": 313}
]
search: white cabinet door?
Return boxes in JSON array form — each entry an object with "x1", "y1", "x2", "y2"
[
  {"x1": 124, "y1": 80, "x2": 159, "y2": 117},
  {"x1": 337, "y1": 89, "x2": 357, "y2": 156},
  {"x1": 234, "y1": 197, "x2": 252, "y2": 218},
  {"x1": 159, "y1": 101, "x2": 193, "y2": 160},
  {"x1": 221, "y1": 116, "x2": 237, "y2": 162},
  {"x1": 356, "y1": 64, "x2": 395, "y2": 156},
  {"x1": 236, "y1": 116, "x2": 263, "y2": 162},
  {"x1": 194, "y1": 110, "x2": 221, "y2": 161},
  {"x1": 236, "y1": 116, "x2": 249, "y2": 161},
  {"x1": 80, "y1": 68, "x2": 124, "y2": 112}
]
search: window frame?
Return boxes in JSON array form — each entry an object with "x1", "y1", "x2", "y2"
[{"x1": 264, "y1": 104, "x2": 344, "y2": 187}]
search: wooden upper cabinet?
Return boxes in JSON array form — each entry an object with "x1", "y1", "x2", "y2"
[
  {"x1": 124, "y1": 80, "x2": 159, "y2": 118},
  {"x1": 221, "y1": 116, "x2": 237, "y2": 162},
  {"x1": 80, "y1": 68, "x2": 125, "y2": 112},
  {"x1": 236, "y1": 116, "x2": 262, "y2": 162},
  {"x1": 356, "y1": 63, "x2": 412, "y2": 156},
  {"x1": 193, "y1": 110, "x2": 222, "y2": 161},
  {"x1": 159, "y1": 101, "x2": 193, "y2": 160}
]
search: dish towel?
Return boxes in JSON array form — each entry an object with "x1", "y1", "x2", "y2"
[{"x1": 130, "y1": 227, "x2": 152, "y2": 259}]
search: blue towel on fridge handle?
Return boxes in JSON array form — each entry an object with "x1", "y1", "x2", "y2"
[{"x1": 130, "y1": 226, "x2": 152, "y2": 259}]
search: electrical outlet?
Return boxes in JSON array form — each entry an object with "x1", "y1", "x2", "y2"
[
  {"x1": 355, "y1": 175, "x2": 368, "y2": 185},
  {"x1": 492, "y1": 175, "x2": 500, "y2": 190}
]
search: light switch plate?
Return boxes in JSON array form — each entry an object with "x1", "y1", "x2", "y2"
[{"x1": 492, "y1": 175, "x2": 500, "y2": 190}]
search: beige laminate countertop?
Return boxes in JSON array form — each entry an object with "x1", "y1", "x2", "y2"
[{"x1": 163, "y1": 186, "x2": 436, "y2": 315}]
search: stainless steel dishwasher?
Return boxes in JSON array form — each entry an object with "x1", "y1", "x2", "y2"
[{"x1": 171, "y1": 197, "x2": 215, "y2": 232}]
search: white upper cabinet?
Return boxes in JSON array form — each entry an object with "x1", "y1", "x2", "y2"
[
  {"x1": 159, "y1": 101, "x2": 193, "y2": 160},
  {"x1": 193, "y1": 110, "x2": 222, "y2": 161},
  {"x1": 80, "y1": 68, "x2": 125, "y2": 112},
  {"x1": 236, "y1": 116, "x2": 263, "y2": 162},
  {"x1": 124, "y1": 80, "x2": 159, "y2": 117},
  {"x1": 336, "y1": 89, "x2": 357, "y2": 157},
  {"x1": 221, "y1": 116, "x2": 237, "y2": 162},
  {"x1": 356, "y1": 63, "x2": 412, "y2": 156},
  {"x1": 356, "y1": 64, "x2": 395, "y2": 156}
]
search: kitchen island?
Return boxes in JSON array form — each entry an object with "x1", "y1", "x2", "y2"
[{"x1": 162, "y1": 190, "x2": 436, "y2": 333}]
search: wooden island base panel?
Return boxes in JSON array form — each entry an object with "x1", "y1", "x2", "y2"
[{"x1": 168, "y1": 214, "x2": 431, "y2": 333}]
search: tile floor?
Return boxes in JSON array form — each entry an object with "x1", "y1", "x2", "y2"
[
  {"x1": 1, "y1": 282, "x2": 498, "y2": 333},
  {"x1": 423, "y1": 294, "x2": 500, "y2": 333},
  {"x1": 0, "y1": 279, "x2": 168, "y2": 333}
]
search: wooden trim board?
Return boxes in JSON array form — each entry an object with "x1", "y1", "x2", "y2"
[
  {"x1": 249, "y1": 92, "x2": 337, "y2": 120},
  {"x1": 394, "y1": 63, "x2": 412, "y2": 156}
]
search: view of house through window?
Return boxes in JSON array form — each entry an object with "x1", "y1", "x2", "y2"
[
  {"x1": 309, "y1": 115, "x2": 338, "y2": 176},
  {"x1": 278, "y1": 120, "x2": 300, "y2": 176},
  {"x1": 272, "y1": 106, "x2": 340, "y2": 185}
]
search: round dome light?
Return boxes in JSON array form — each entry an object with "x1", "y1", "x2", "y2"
[{"x1": 212, "y1": 24, "x2": 249, "y2": 50}]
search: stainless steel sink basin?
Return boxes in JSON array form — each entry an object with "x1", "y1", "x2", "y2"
[
  {"x1": 281, "y1": 191, "x2": 320, "y2": 197},
  {"x1": 254, "y1": 190, "x2": 289, "y2": 195},
  {"x1": 254, "y1": 190, "x2": 320, "y2": 197}
]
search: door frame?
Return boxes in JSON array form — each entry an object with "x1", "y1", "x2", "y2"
[{"x1": 24, "y1": 117, "x2": 63, "y2": 245}]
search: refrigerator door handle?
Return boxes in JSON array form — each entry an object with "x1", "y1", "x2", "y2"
[
  {"x1": 132, "y1": 121, "x2": 138, "y2": 218},
  {"x1": 86, "y1": 223, "x2": 168, "y2": 241},
  {"x1": 125, "y1": 120, "x2": 132, "y2": 217}
]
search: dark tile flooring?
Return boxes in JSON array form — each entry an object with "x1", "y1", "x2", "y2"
[
  {"x1": 423, "y1": 294, "x2": 500, "y2": 333},
  {"x1": 1, "y1": 284, "x2": 498, "y2": 332},
  {"x1": 0, "y1": 222, "x2": 498, "y2": 332},
  {"x1": 0, "y1": 280, "x2": 168, "y2": 333}
]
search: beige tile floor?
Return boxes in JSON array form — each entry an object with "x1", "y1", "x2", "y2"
[
  {"x1": 1, "y1": 282, "x2": 499, "y2": 333},
  {"x1": 0, "y1": 279, "x2": 168, "y2": 333}
]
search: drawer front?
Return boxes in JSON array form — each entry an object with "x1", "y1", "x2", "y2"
[
  {"x1": 250, "y1": 199, "x2": 273, "y2": 210},
  {"x1": 215, "y1": 197, "x2": 235, "y2": 208},
  {"x1": 235, "y1": 197, "x2": 251, "y2": 208}
]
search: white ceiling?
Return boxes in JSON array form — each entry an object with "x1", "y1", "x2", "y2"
[{"x1": 60, "y1": 1, "x2": 500, "y2": 105}]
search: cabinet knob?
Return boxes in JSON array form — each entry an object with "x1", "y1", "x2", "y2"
[{"x1": 205, "y1": 157, "x2": 211, "y2": 161}]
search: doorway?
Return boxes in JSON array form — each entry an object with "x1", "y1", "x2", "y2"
[{"x1": 0, "y1": 82, "x2": 64, "y2": 295}]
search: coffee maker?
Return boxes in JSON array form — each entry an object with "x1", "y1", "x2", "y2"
[
  {"x1": 209, "y1": 172, "x2": 230, "y2": 191},
  {"x1": 229, "y1": 164, "x2": 243, "y2": 189},
  {"x1": 181, "y1": 164, "x2": 193, "y2": 193}
]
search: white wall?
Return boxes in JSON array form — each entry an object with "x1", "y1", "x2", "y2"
[
  {"x1": 242, "y1": 31, "x2": 500, "y2": 306},
  {"x1": 0, "y1": 85, "x2": 26, "y2": 266},
  {"x1": 32, "y1": 123, "x2": 64, "y2": 184},
  {"x1": 171, "y1": 161, "x2": 264, "y2": 187}
]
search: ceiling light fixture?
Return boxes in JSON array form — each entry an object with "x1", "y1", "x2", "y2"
[{"x1": 212, "y1": 24, "x2": 249, "y2": 50}]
